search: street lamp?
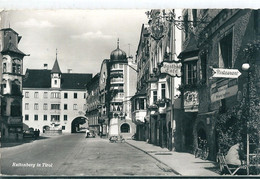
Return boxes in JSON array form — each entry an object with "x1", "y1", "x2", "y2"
[{"x1": 242, "y1": 62, "x2": 251, "y2": 175}]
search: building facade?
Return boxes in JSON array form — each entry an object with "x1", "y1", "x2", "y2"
[
  {"x1": 99, "y1": 40, "x2": 137, "y2": 139},
  {"x1": 131, "y1": 10, "x2": 182, "y2": 150},
  {"x1": 85, "y1": 73, "x2": 100, "y2": 136},
  {"x1": 22, "y1": 58, "x2": 92, "y2": 134},
  {"x1": 0, "y1": 28, "x2": 26, "y2": 140},
  {"x1": 177, "y1": 9, "x2": 260, "y2": 160}
]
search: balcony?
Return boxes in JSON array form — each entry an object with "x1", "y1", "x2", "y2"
[{"x1": 110, "y1": 78, "x2": 124, "y2": 84}]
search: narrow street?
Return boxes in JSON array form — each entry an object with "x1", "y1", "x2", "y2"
[{"x1": 1, "y1": 134, "x2": 176, "y2": 176}]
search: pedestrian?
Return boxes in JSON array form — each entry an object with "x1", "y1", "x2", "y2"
[
  {"x1": 37, "y1": 129, "x2": 40, "y2": 138},
  {"x1": 225, "y1": 142, "x2": 246, "y2": 174}
]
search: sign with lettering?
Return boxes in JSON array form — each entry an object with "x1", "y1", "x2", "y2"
[
  {"x1": 212, "y1": 68, "x2": 241, "y2": 78},
  {"x1": 160, "y1": 61, "x2": 182, "y2": 77},
  {"x1": 184, "y1": 90, "x2": 199, "y2": 112},
  {"x1": 211, "y1": 84, "x2": 238, "y2": 102}
]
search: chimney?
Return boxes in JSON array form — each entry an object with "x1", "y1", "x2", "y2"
[
  {"x1": 44, "y1": 64, "x2": 48, "y2": 70},
  {"x1": 67, "y1": 69, "x2": 72, "y2": 73}
]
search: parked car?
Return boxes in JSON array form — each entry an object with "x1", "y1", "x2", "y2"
[
  {"x1": 86, "y1": 131, "x2": 95, "y2": 138},
  {"x1": 23, "y1": 128, "x2": 35, "y2": 138}
]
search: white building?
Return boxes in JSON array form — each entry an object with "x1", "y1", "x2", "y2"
[{"x1": 22, "y1": 57, "x2": 92, "y2": 133}]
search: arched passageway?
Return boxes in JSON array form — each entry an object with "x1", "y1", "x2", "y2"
[
  {"x1": 120, "y1": 123, "x2": 130, "y2": 133},
  {"x1": 71, "y1": 117, "x2": 87, "y2": 133}
]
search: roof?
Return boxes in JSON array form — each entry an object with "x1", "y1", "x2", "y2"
[
  {"x1": 131, "y1": 87, "x2": 146, "y2": 101},
  {"x1": 1, "y1": 42, "x2": 26, "y2": 56},
  {"x1": 86, "y1": 73, "x2": 100, "y2": 90},
  {"x1": 178, "y1": 34, "x2": 199, "y2": 60},
  {"x1": 0, "y1": 28, "x2": 19, "y2": 35},
  {"x1": 51, "y1": 59, "x2": 61, "y2": 74},
  {"x1": 23, "y1": 69, "x2": 92, "y2": 90},
  {"x1": 23, "y1": 69, "x2": 52, "y2": 88}
]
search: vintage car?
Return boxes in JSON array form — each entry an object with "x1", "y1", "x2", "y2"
[{"x1": 23, "y1": 128, "x2": 35, "y2": 138}]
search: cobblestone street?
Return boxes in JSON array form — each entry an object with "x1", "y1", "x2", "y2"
[{"x1": 1, "y1": 134, "x2": 177, "y2": 176}]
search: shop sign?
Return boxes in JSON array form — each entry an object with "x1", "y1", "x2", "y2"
[
  {"x1": 8, "y1": 118, "x2": 22, "y2": 124},
  {"x1": 211, "y1": 84, "x2": 238, "y2": 102},
  {"x1": 160, "y1": 61, "x2": 182, "y2": 77},
  {"x1": 184, "y1": 90, "x2": 199, "y2": 112},
  {"x1": 212, "y1": 68, "x2": 241, "y2": 78}
]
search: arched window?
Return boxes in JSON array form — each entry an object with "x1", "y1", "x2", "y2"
[
  {"x1": 11, "y1": 100, "x2": 21, "y2": 117},
  {"x1": 11, "y1": 80, "x2": 21, "y2": 95},
  {"x1": 121, "y1": 123, "x2": 130, "y2": 133}
]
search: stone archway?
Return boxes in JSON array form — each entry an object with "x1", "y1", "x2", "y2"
[
  {"x1": 120, "y1": 123, "x2": 130, "y2": 133},
  {"x1": 71, "y1": 116, "x2": 87, "y2": 133}
]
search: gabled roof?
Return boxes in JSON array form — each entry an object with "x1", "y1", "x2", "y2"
[
  {"x1": 51, "y1": 59, "x2": 61, "y2": 74},
  {"x1": 1, "y1": 42, "x2": 26, "y2": 56},
  {"x1": 61, "y1": 73, "x2": 92, "y2": 90},
  {"x1": 23, "y1": 69, "x2": 52, "y2": 88},
  {"x1": 178, "y1": 34, "x2": 199, "y2": 60},
  {"x1": 23, "y1": 69, "x2": 92, "y2": 90}
]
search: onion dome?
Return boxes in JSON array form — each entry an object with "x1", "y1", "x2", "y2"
[{"x1": 110, "y1": 38, "x2": 127, "y2": 62}]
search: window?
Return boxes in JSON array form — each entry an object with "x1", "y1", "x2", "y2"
[
  {"x1": 44, "y1": 115, "x2": 47, "y2": 121},
  {"x1": 64, "y1": 93, "x2": 68, "y2": 99},
  {"x1": 25, "y1": 103, "x2": 29, "y2": 110},
  {"x1": 12, "y1": 63, "x2": 16, "y2": 73},
  {"x1": 51, "y1": 115, "x2": 60, "y2": 122},
  {"x1": 44, "y1": 92, "x2": 48, "y2": 98},
  {"x1": 74, "y1": 93, "x2": 77, "y2": 99},
  {"x1": 51, "y1": 104, "x2": 60, "y2": 110},
  {"x1": 25, "y1": 114, "x2": 29, "y2": 121},
  {"x1": 11, "y1": 81, "x2": 21, "y2": 95},
  {"x1": 51, "y1": 92, "x2": 61, "y2": 99},
  {"x1": 184, "y1": 14, "x2": 189, "y2": 39},
  {"x1": 3, "y1": 63, "x2": 6, "y2": 73},
  {"x1": 73, "y1": 104, "x2": 78, "y2": 110},
  {"x1": 200, "y1": 53, "x2": 207, "y2": 83},
  {"x1": 54, "y1": 80, "x2": 57, "y2": 85},
  {"x1": 64, "y1": 115, "x2": 67, "y2": 121},
  {"x1": 64, "y1": 104, "x2": 68, "y2": 110},
  {"x1": 34, "y1": 92, "x2": 39, "y2": 98},
  {"x1": 184, "y1": 62, "x2": 197, "y2": 85},
  {"x1": 139, "y1": 98, "x2": 146, "y2": 110},
  {"x1": 34, "y1": 115, "x2": 38, "y2": 121},
  {"x1": 11, "y1": 100, "x2": 21, "y2": 117},
  {"x1": 153, "y1": 91, "x2": 157, "y2": 103},
  {"x1": 43, "y1": 103, "x2": 48, "y2": 110},
  {"x1": 161, "y1": 84, "x2": 166, "y2": 99},
  {"x1": 25, "y1": 92, "x2": 29, "y2": 98},
  {"x1": 192, "y1": 9, "x2": 197, "y2": 27},
  {"x1": 219, "y1": 32, "x2": 233, "y2": 68},
  {"x1": 84, "y1": 93, "x2": 86, "y2": 99},
  {"x1": 62, "y1": 126, "x2": 65, "y2": 130},
  {"x1": 17, "y1": 64, "x2": 21, "y2": 74},
  {"x1": 34, "y1": 103, "x2": 39, "y2": 110}
]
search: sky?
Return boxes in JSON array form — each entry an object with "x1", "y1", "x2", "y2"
[{"x1": 1, "y1": 10, "x2": 149, "y2": 75}]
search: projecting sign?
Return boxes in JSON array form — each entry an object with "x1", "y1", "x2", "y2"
[
  {"x1": 212, "y1": 68, "x2": 241, "y2": 78},
  {"x1": 160, "y1": 61, "x2": 182, "y2": 77},
  {"x1": 211, "y1": 84, "x2": 238, "y2": 102}
]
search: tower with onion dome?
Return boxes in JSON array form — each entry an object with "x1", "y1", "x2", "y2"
[{"x1": 107, "y1": 39, "x2": 137, "y2": 138}]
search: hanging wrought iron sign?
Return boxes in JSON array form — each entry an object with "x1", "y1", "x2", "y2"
[
  {"x1": 160, "y1": 60, "x2": 182, "y2": 77},
  {"x1": 150, "y1": 18, "x2": 167, "y2": 41}
]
